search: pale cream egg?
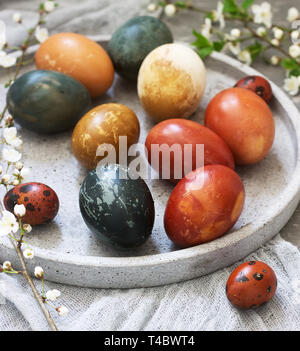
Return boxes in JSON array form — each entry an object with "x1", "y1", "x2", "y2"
[{"x1": 137, "y1": 43, "x2": 206, "y2": 123}]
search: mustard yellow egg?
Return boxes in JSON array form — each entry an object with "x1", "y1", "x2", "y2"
[
  {"x1": 137, "y1": 43, "x2": 206, "y2": 123},
  {"x1": 35, "y1": 32, "x2": 114, "y2": 98}
]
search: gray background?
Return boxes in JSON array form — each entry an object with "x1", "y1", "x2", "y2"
[{"x1": 0, "y1": 0, "x2": 300, "y2": 248}]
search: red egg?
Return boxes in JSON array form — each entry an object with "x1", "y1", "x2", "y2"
[
  {"x1": 4, "y1": 182, "x2": 59, "y2": 225},
  {"x1": 164, "y1": 165, "x2": 245, "y2": 247},
  {"x1": 205, "y1": 88, "x2": 275, "y2": 165},
  {"x1": 145, "y1": 119, "x2": 235, "y2": 183},
  {"x1": 234, "y1": 75, "x2": 272, "y2": 104},
  {"x1": 226, "y1": 261, "x2": 277, "y2": 310}
]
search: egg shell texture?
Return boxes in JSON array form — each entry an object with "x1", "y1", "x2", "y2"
[
  {"x1": 234, "y1": 75, "x2": 272, "y2": 104},
  {"x1": 138, "y1": 43, "x2": 206, "y2": 122},
  {"x1": 226, "y1": 261, "x2": 277, "y2": 309},
  {"x1": 164, "y1": 165, "x2": 245, "y2": 247},
  {"x1": 35, "y1": 32, "x2": 114, "y2": 98},
  {"x1": 72, "y1": 103, "x2": 140, "y2": 170},
  {"x1": 108, "y1": 16, "x2": 173, "y2": 80},
  {"x1": 4, "y1": 182, "x2": 59, "y2": 226},
  {"x1": 79, "y1": 164, "x2": 155, "y2": 249},
  {"x1": 7, "y1": 70, "x2": 91, "y2": 134}
]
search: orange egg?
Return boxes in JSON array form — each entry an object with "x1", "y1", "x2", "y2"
[{"x1": 35, "y1": 32, "x2": 114, "y2": 98}]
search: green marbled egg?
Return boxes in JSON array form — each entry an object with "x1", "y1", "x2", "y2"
[
  {"x1": 79, "y1": 164, "x2": 155, "y2": 249},
  {"x1": 108, "y1": 16, "x2": 173, "y2": 80},
  {"x1": 7, "y1": 70, "x2": 91, "y2": 134}
]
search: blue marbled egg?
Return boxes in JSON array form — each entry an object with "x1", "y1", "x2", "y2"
[{"x1": 79, "y1": 164, "x2": 155, "y2": 249}]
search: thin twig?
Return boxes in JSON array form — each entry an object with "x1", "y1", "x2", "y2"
[
  {"x1": 10, "y1": 238, "x2": 58, "y2": 331},
  {"x1": 0, "y1": 11, "x2": 45, "y2": 122}
]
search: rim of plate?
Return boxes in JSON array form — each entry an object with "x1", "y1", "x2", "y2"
[{"x1": 2, "y1": 36, "x2": 300, "y2": 269}]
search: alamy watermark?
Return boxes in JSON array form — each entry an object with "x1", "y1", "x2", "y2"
[{"x1": 95, "y1": 136, "x2": 205, "y2": 188}]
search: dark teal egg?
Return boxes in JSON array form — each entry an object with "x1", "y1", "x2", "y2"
[
  {"x1": 79, "y1": 164, "x2": 155, "y2": 249},
  {"x1": 108, "y1": 16, "x2": 173, "y2": 80},
  {"x1": 7, "y1": 70, "x2": 91, "y2": 134}
]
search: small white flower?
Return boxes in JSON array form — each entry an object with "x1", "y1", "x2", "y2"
[
  {"x1": 270, "y1": 55, "x2": 280, "y2": 65},
  {"x1": 0, "y1": 51, "x2": 17, "y2": 68},
  {"x1": 23, "y1": 248, "x2": 34, "y2": 260},
  {"x1": 212, "y1": 1, "x2": 225, "y2": 29},
  {"x1": 12, "y1": 179, "x2": 19, "y2": 186},
  {"x1": 44, "y1": 1, "x2": 55, "y2": 13},
  {"x1": 20, "y1": 167, "x2": 30, "y2": 181},
  {"x1": 291, "y1": 30, "x2": 300, "y2": 41},
  {"x1": 201, "y1": 18, "x2": 212, "y2": 39},
  {"x1": 13, "y1": 13, "x2": 22, "y2": 23},
  {"x1": 34, "y1": 266, "x2": 44, "y2": 279},
  {"x1": 46, "y1": 289, "x2": 61, "y2": 301},
  {"x1": 3, "y1": 127, "x2": 22, "y2": 147},
  {"x1": 2, "y1": 147, "x2": 21, "y2": 163},
  {"x1": 252, "y1": 2, "x2": 272, "y2": 28},
  {"x1": 164, "y1": 4, "x2": 176, "y2": 17},
  {"x1": 0, "y1": 211, "x2": 19, "y2": 236},
  {"x1": 1, "y1": 174, "x2": 10, "y2": 184},
  {"x1": 0, "y1": 20, "x2": 6, "y2": 50},
  {"x1": 227, "y1": 42, "x2": 241, "y2": 56},
  {"x1": 14, "y1": 204, "x2": 26, "y2": 217},
  {"x1": 57, "y1": 306, "x2": 68, "y2": 316},
  {"x1": 287, "y1": 7, "x2": 299, "y2": 23},
  {"x1": 270, "y1": 38, "x2": 280, "y2": 46},
  {"x1": 23, "y1": 224, "x2": 32, "y2": 233},
  {"x1": 256, "y1": 26, "x2": 267, "y2": 37},
  {"x1": 272, "y1": 27, "x2": 284, "y2": 40},
  {"x1": 3, "y1": 261, "x2": 12, "y2": 270},
  {"x1": 147, "y1": 3, "x2": 157, "y2": 12},
  {"x1": 289, "y1": 44, "x2": 300, "y2": 58},
  {"x1": 230, "y1": 28, "x2": 241, "y2": 39},
  {"x1": 284, "y1": 76, "x2": 300, "y2": 96},
  {"x1": 15, "y1": 162, "x2": 23, "y2": 171},
  {"x1": 238, "y1": 50, "x2": 252, "y2": 65},
  {"x1": 35, "y1": 26, "x2": 49, "y2": 43}
]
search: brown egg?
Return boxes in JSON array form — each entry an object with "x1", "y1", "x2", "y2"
[
  {"x1": 72, "y1": 103, "x2": 140, "y2": 169},
  {"x1": 226, "y1": 261, "x2": 277, "y2": 310},
  {"x1": 35, "y1": 32, "x2": 114, "y2": 98}
]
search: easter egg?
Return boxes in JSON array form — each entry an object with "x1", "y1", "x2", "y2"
[
  {"x1": 108, "y1": 16, "x2": 173, "y2": 80},
  {"x1": 234, "y1": 75, "x2": 272, "y2": 104},
  {"x1": 72, "y1": 103, "x2": 140, "y2": 170},
  {"x1": 79, "y1": 164, "x2": 155, "y2": 248},
  {"x1": 4, "y1": 182, "x2": 59, "y2": 225},
  {"x1": 164, "y1": 165, "x2": 245, "y2": 247},
  {"x1": 35, "y1": 32, "x2": 114, "y2": 98},
  {"x1": 7, "y1": 70, "x2": 91, "y2": 134},
  {"x1": 145, "y1": 119, "x2": 235, "y2": 183},
  {"x1": 226, "y1": 261, "x2": 277, "y2": 310},
  {"x1": 138, "y1": 43, "x2": 206, "y2": 123},
  {"x1": 205, "y1": 88, "x2": 275, "y2": 165}
]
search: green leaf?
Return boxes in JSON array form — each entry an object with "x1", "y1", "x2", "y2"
[
  {"x1": 206, "y1": 11, "x2": 214, "y2": 20},
  {"x1": 192, "y1": 30, "x2": 212, "y2": 47},
  {"x1": 242, "y1": 0, "x2": 254, "y2": 11},
  {"x1": 197, "y1": 46, "x2": 214, "y2": 59},
  {"x1": 281, "y1": 58, "x2": 299, "y2": 70},
  {"x1": 223, "y1": 0, "x2": 239, "y2": 15},
  {"x1": 175, "y1": 1, "x2": 188, "y2": 9},
  {"x1": 289, "y1": 67, "x2": 300, "y2": 77},
  {"x1": 246, "y1": 41, "x2": 263, "y2": 60},
  {"x1": 213, "y1": 41, "x2": 225, "y2": 52}
]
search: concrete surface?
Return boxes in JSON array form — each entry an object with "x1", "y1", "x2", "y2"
[{"x1": 0, "y1": 0, "x2": 300, "y2": 250}]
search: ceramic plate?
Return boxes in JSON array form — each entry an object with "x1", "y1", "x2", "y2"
[{"x1": 0, "y1": 36, "x2": 300, "y2": 288}]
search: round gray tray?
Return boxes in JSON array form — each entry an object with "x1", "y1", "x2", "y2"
[{"x1": 0, "y1": 36, "x2": 300, "y2": 288}]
